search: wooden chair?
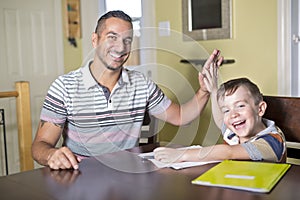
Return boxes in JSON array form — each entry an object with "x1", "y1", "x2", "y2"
[
  {"x1": 263, "y1": 95, "x2": 300, "y2": 164},
  {"x1": 0, "y1": 81, "x2": 34, "y2": 171}
]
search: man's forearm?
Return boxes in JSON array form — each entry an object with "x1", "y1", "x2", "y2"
[{"x1": 180, "y1": 89, "x2": 210, "y2": 125}]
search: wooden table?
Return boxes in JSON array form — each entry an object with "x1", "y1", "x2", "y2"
[{"x1": 1, "y1": 144, "x2": 300, "y2": 200}]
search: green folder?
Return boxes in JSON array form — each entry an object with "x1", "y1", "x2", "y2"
[{"x1": 192, "y1": 160, "x2": 291, "y2": 193}]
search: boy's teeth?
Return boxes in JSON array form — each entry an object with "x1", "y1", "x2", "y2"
[
  {"x1": 232, "y1": 120, "x2": 246, "y2": 129},
  {"x1": 233, "y1": 121, "x2": 242, "y2": 125}
]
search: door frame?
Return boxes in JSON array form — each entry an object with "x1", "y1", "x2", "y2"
[
  {"x1": 278, "y1": 0, "x2": 292, "y2": 96},
  {"x1": 278, "y1": 0, "x2": 299, "y2": 96}
]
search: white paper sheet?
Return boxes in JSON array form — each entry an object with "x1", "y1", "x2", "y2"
[{"x1": 138, "y1": 146, "x2": 220, "y2": 170}]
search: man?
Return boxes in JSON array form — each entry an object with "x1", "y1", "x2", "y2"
[{"x1": 31, "y1": 10, "x2": 223, "y2": 170}]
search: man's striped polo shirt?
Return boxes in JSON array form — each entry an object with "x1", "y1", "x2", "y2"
[{"x1": 40, "y1": 62, "x2": 171, "y2": 156}]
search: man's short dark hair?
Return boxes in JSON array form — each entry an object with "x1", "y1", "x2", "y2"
[{"x1": 94, "y1": 10, "x2": 132, "y2": 34}]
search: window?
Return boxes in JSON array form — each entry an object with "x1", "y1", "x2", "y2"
[{"x1": 105, "y1": 0, "x2": 142, "y2": 18}]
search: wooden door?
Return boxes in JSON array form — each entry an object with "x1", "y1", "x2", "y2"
[{"x1": 0, "y1": 0, "x2": 64, "y2": 174}]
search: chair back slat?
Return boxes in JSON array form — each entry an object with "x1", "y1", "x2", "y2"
[
  {"x1": 263, "y1": 96, "x2": 300, "y2": 162},
  {"x1": 263, "y1": 96, "x2": 300, "y2": 142}
]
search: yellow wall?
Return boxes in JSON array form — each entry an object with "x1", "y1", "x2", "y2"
[
  {"x1": 63, "y1": 37, "x2": 82, "y2": 73},
  {"x1": 155, "y1": 0, "x2": 278, "y2": 145}
]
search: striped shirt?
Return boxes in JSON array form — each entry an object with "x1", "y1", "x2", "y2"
[
  {"x1": 40, "y1": 62, "x2": 171, "y2": 156},
  {"x1": 222, "y1": 118, "x2": 287, "y2": 162}
]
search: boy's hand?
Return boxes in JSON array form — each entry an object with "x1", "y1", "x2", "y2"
[
  {"x1": 199, "y1": 49, "x2": 223, "y2": 93},
  {"x1": 153, "y1": 147, "x2": 185, "y2": 163}
]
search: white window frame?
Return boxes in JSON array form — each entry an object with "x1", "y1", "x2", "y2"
[{"x1": 278, "y1": 0, "x2": 292, "y2": 96}]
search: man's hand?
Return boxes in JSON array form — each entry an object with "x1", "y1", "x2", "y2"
[{"x1": 47, "y1": 147, "x2": 81, "y2": 170}]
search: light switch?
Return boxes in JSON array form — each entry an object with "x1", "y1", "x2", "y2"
[{"x1": 158, "y1": 21, "x2": 170, "y2": 36}]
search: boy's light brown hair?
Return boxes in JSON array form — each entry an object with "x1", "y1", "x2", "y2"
[{"x1": 217, "y1": 77, "x2": 263, "y2": 105}]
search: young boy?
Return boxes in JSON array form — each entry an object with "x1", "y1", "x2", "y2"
[{"x1": 154, "y1": 77, "x2": 286, "y2": 163}]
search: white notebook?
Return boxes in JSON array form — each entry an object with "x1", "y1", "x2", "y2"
[{"x1": 139, "y1": 146, "x2": 220, "y2": 170}]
